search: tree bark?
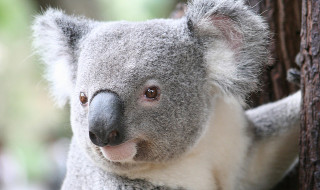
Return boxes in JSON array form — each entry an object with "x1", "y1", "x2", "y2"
[
  {"x1": 246, "y1": 0, "x2": 301, "y2": 108},
  {"x1": 244, "y1": 1, "x2": 302, "y2": 189},
  {"x1": 299, "y1": 0, "x2": 320, "y2": 189}
]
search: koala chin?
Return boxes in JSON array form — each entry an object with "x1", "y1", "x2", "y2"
[{"x1": 33, "y1": 0, "x2": 301, "y2": 189}]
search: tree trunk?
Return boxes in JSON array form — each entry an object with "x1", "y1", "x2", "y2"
[
  {"x1": 246, "y1": 0, "x2": 301, "y2": 107},
  {"x1": 244, "y1": 1, "x2": 302, "y2": 189},
  {"x1": 299, "y1": 0, "x2": 320, "y2": 189}
]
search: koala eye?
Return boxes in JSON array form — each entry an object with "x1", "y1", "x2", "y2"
[
  {"x1": 145, "y1": 86, "x2": 159, "y2": 100},
  {"x1": 79, "y1": 92, "x2": 88, "y2": 105}
]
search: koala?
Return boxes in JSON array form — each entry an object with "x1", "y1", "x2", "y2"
[{"x1": 32, "y1": 0, "x2": 301, "y2": 189}]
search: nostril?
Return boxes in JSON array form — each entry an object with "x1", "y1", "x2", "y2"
[
  {"x1": 108, "y1": 130, "x2": 120, "y2": 143},
  {"x1": 89, "y1": 129, "x2": 123, "y2": 146},
  {"x1": 89, "y1": 131, "x2": 97, "y2": 142},
  {"x1": 89, "y1": 131, "x2": 107, "y2": 147}
]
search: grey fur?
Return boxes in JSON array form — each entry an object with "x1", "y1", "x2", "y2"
[
  {"x1": 32, "y1": 0, "x2": 299, "y2": 189},
  {"x1": 287, "y1": 53, "x2": 302, "y2": 86},
  {"x1": 246, "y1": 91, "x2": 301, "y2": 138},
  {"x1": 287, "y1": 68, "x2": 301, "y2": 86}
]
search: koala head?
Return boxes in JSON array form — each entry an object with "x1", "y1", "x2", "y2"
[{"x1": 33, "y1": 0, "x2": 268, "y2": 173}]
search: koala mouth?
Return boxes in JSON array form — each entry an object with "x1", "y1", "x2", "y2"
[{"x1": 100, "y1": 139, "x2": 137, "y2": 162}]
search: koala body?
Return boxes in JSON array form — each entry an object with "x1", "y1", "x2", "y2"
[{"x1": 33, "y1": 0, "x2": 301, "y2": 189}]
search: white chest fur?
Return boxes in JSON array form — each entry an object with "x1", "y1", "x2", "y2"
[{"x1": 126, "y1": 97, "x2": 250, "y2": 190}]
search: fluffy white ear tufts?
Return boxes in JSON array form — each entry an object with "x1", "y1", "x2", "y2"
[
  {"x1": 186, "y1": 0, "x2": 269, "y2": 102},
  {"x1": 32, "y1": 8, "x2": 94, "y2": 107}
]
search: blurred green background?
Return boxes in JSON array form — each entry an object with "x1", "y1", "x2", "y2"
[{"x1": 0, "y1": 0, "x2": 181, "y2": 189}]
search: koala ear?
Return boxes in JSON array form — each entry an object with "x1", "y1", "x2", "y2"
[
  {"x1": 187, "y1": 0, "x2": 244, "y2": 50},
  {"x1": 32, "y1": 8, "x2": 94, "y2": 107},
  {"x1": 186, "y1": 0, "x2": 269, "y2": 102}
]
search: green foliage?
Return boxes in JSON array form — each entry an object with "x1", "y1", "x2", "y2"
[
  {"x1": 99, "y1": 0, "x2": 176, "y2": 21},
  {"x1": 0, "y1": 0, "x2": 33, "y2": 41},
  {"x1": 0, "y1": 0, "x2": 71, "y2": 183}
]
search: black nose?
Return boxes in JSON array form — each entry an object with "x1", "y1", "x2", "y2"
[{"x1": 88, "y1": 92, "x2": 125, "y2": 147}]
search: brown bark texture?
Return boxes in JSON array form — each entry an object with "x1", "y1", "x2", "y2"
[
  {"x1": 245, "y1": 1, "x2": 302, "y2": 189},
  {"x1": 299, "y1": 0, "x2": 320, "y2": 189},
  {"x1": 246, "y1": 0, "x2": 301, "y2": 107}
]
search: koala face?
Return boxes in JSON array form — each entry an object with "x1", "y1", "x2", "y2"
[
  {"x1": 69, "y1": 19, "x2": 210, "y2": 172},
  {"x1": 33, "y1": 0, "x2": 268, "y2": 174}
]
